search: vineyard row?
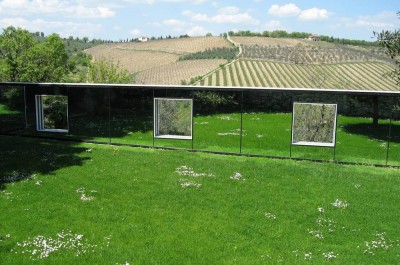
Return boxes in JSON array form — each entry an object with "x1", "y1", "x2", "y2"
[{"x1": 198, "y1": 60, "x2": 397, "y2": 91}]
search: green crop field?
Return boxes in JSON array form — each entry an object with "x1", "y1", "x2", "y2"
[
  {"x1": 199, "y1": 60, "x2": 396, "y2": 91},
  {"x1": 1, "y1": 135, "x2": 400, "y2": 264}
]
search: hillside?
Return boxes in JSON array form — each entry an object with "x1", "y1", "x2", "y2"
[
  {"x1": 197, "y1": 36, "x2": 396, "y2": 91},
  {"x1": 85, "y1": 37, "x2": 232, "y2": 83},
  {"x1": 197, "y1": 60, "x2": 396, "y2": 90},
  {"x1": 85, "y1": 36, "x2": 397, "y2": 91},
  {"x1": 232, "y1": 36, "x2": 392, "y2": 65}
]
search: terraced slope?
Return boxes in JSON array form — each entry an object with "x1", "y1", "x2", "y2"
[
  {"x1": 198, "y1": 60, "x2": 397, "y2": 91},
  {"x1": 136, "y1": 59, "x2": 226, "y2": 85},
  {"x1": 231, "y1": 36, "x2": 306, "y2": 46},
  {"x1": 85, "y1": 37, "x2": 231, "y2": 73}
]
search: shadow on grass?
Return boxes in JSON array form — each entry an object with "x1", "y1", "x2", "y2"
[
  {"x1": 342, "y1": 123, "x2": 400, "y2": 143},
  {"x1": 0, "y1": 135, "x2": 90, "y2": 190}
]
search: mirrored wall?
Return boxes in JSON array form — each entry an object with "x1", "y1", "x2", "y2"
[{"x1": 1, "y1": 83, "x2": 399, "y2": 167}]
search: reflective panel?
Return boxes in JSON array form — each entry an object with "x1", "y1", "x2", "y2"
[
  {"x1": 152, "y1": 88, "x2": 193, "y2": 149},
  {"x1": 292, "y1": 103, "x2": 337, "y2": 147},
  {"x1": 35, "y1": 95, "x2": 68, "y2": 132},
  {"x1": 388, "y1": 96, "x2": 400, "y2": 166},
  {"x1": 2, "y1": 83, "x2": 399, "y2": 167},
  {"x1": 335, "y1": 94, "x2": 390, "y2": 165},
  {"x1": 110, "y1": 88, "x2": 153, "y2": 146},
  {"x1": 22, "y1": 86, "x2": 69, "y2": 139},
  {"x1": 154, "y1": 98, "x2": 193, "y2": 140},
  {"x1": 0, "y1": 85, "x2": 25, "y2": 133},
  {"x1": 68, "y1": 86, "x2": 110, "y2": 143},
  {"x1": 241, "y1": 90, "x2": 292, "y2": 157},
  {"x1": 192, "y1": 89, "x2": 241, "y2": 153},
  {"x1": 284, "y1": 91, "x2": 336, "y2": 161}
]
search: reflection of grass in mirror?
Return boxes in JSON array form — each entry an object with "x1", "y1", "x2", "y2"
[
  {"x1": 336, "y1": 117, "x2": 390, "y2": 165},
  {"x1": 242, "y1": 113, "x2": 291, "y2": 157},
  {"x1": 42, "y1": 96, "x2": 68, "y2": 130},
  {"x1": 10, "y1": 110, "x2": 400, "y2": 165},
  {"x1": 0, "y1": 103, "x2": 24, "y2": 132},
  {"x1": 157, "y1": 99, "x2": 192, "y2": 137},
  {"x1": 292, "y1": 103, "x2": 336, "y2": 145},
  {"x1": 110, "y1": 115, "x2": 153, "y2": 146},
  {"x1": 194, "y1": 113, "x2": 242, "y2": 153},
  {"x1": 388, "y1": 119, "x2": 400, "y2": 166},
  {"x1": 0, "y1": 103, "x2": 19, "y2": 115}
]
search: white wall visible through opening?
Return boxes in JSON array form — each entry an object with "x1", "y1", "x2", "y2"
[
  {"x1": 35, "y1": 95, "x2": 69, "y2": 133},
  {"x1": 154, "y1": 98, "x2": 193, "y2": 140}
]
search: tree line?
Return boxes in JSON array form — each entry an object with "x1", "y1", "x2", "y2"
[
  {"x1": 226, "y1": 30, "x2": 379, "y2": 47},
  {"x1": 0, "y1": 26, "x2": 133, "y2": 84},
  {"x1": 179, "y1": 47, "x2": 238, "y2": 61}
]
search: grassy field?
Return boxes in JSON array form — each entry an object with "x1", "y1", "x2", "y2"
[{"x1": 1, "y1": 135, "x2": 400, "y2": 264}]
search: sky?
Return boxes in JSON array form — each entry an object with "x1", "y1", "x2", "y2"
[{"x1": 0, "y1": 0, "x2": 399, "y2": 41}]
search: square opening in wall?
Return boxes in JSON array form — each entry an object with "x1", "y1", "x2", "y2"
[
  {"x1": 154, "y1": 98, "x2": 193, "y2": 140},
  {"x1": 292, "y1": 102, "x2": 337, "y2": 147},
  {"x1": 35, "y1": 95, "x2": 69, "y2": 133}
]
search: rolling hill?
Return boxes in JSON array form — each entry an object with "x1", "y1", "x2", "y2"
[
  {"x1": 85, "y1": 37, "x2": 232, "y2": 84},
  {"x1": 85, "y1": 36, "x2": 397, "y2": 91}
]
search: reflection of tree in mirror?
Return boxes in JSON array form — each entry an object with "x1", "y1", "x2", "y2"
[
  {"x1": 158, "y1": 99, "x2": 191, "y2": 136},
  {"x1": 42, "y1": 96, "x2": 68, "y2": 130},
  {"x1": 293, "y1": 103, "x2": 336, "y2": 144}
]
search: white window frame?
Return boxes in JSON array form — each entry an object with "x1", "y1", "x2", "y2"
[
  {"x1": 154, "y1": 98, "x2": 193, "y2": 140},
  {"x1": 291, "y1": 102, "x2": 337, "y2": 147},
  {"x1": 35, "y1": 95, "x2": 69, "y2": 133}
]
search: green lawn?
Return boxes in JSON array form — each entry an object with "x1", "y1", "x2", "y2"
[{"x1": 1, "y1": 135, "x2": 400, "y2": 264}]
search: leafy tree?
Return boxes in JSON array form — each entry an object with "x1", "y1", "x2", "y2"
[
  {"x1": 375, "y1": 11, "x2": 400, "y2": 85},
  {"x1": 19, "y1": 34, "x2": 68, "y2": 82},
  {"x1": 0, "y1": 27, "x2": 69, "y2": 82},
  {"x1": 0, "y1": 26, "x2": 36, "y2": 81},
  {"x1": 87, "y1": 59, "x2": 134, "y2": 84}
]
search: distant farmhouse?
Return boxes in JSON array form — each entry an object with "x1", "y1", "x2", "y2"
[
  {"x1": 307, "y1": 34, "x2": 321, "y2": 41},
  {"x1": 138, "y1": 37, "x2": 149, "y2": 42}
]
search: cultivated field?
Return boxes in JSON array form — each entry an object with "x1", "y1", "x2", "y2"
[
  {"x1": 239, "y1": 45, "x2": 392, "y2": 64},
  {"x1": 199, "y1": 60, "x2": 397, "y2": 90},
  {"x1": 85, "y1": 37, "x2": 231, "y2": 74},
  {"x1": 135, "y1": 59, "x2": 226, "y2": 85},
  {"x1": 1, "y1": 135, "x2": 400, "y2": 264},
  {"x1": 231, "y1": 36, "x2": 307, "y2": 46},
  {"x1": 85, "y1": 36, "x2": 397, "y2": 90},
  {"x1": 85, "y1": 49, "x2": 179, "y2": 73}
]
